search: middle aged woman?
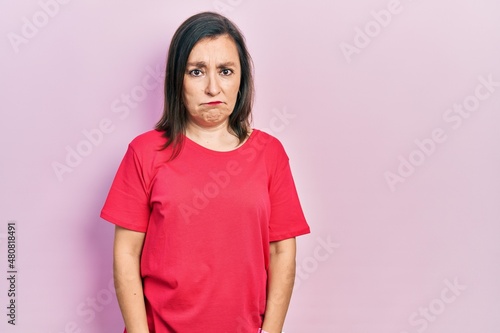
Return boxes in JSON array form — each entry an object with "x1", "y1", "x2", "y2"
[{"x1": 101, "y1": 11, "x2": 310, "y2": 333}]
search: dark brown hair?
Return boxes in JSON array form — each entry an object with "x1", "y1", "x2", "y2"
[{"x1": 155, "y1": 12, "x2": 254, "y2": 159}]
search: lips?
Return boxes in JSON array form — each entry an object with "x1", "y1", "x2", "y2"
[{"x1": 206, "y1": 101, "x2": 222, "y2": 105}]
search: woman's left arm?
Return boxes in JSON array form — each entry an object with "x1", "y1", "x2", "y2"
[{"x1": 261, "y1": 237, "x2": 297, "y2": 333}]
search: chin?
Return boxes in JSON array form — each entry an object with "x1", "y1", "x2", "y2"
[{"x1": 205, "y1": 109, "x2": 227, "y2": 119}]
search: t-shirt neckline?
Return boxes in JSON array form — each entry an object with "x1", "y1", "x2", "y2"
[{"x1": 182, "y1": 129, "x2": 258, "y2": 155}]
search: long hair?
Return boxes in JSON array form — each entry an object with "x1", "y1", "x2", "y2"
[{"x1": 155, "y1": 12, "x2": 254, "y2": 160}]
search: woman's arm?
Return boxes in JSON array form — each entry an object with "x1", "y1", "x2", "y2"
[
  {"x1": 113, "y1": 225, "x2": 149, "y2": 333},
  {"x1": 261, "y1": 237, "x2": 297, "y2": 333}
]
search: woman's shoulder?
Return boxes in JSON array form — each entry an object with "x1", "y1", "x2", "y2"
[
  {"x1": 248, "y1": 129, "x2": 288, "y2": 161},
  {"x1": 251, "y1": 129, "x2": 284, "y2": 149},
  {"x1": 127, "y1": 129, "x2": 169, "y2": 157}
]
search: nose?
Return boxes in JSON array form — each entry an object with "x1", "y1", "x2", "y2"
[{"x1": 205, "y1": 72, "x2": 221, "y2": 96}]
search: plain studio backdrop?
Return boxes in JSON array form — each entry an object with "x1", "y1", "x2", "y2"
[{"x1": 1, "y1": 0, "x2": 499, "y2": 332}]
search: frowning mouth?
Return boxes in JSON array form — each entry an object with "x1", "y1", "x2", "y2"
[{"x1": 205, "y1": 101, "x2": 223, "y2": 105}]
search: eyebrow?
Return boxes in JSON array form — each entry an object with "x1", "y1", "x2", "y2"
[{"x1": 186, "y1": 61, "x2": 237, "y2": 69}]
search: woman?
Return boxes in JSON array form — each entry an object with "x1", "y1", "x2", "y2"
[{"x1": 101, "y1": 12, "x2": 310, "y2": 333}]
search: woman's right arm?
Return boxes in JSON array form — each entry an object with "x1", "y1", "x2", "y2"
[{"x1": 113, "y1": 225, "x2": 149, "y2": 333}]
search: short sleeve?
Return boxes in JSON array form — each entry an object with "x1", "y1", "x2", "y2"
[
  {"x1": 268, "y1": 141, "x2": 310, "y2": 242},
  {"x1": 100, "y1": 144, "x2": 151, "y2": 232}
]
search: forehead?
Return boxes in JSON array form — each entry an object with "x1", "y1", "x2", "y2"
[{"x1": 187, "y1": 34, "x2": 240, "y2": 65}]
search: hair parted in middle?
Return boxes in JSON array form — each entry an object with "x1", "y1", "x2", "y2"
[{"x1": 155, "y1": 11, "x2": 255, "y2": 160}]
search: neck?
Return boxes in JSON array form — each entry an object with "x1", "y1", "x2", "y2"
[{"x1": 185, "y1": 120, "x2": 241, "y2": 151}]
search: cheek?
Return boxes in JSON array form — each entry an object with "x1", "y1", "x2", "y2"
[
  {"x1": 226, "y1": 80, "x2": 241, "y2": 96},
  {"x1": 182, "y1": 85, "x2": 197, "y2": 104},
  {"x1": 183, "y1": 78, "x2": 199, "y2": 95}
]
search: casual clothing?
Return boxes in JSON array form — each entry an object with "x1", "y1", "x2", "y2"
[{"x1": 101, "y1": 129, "x2": 310, "y2": 333}]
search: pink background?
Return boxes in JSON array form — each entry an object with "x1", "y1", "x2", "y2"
[{"x1": 1, "y1": 0, "x2": 500, "y2": 332}]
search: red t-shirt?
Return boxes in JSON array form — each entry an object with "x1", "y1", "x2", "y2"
[{"x1": 101, "y1": 129, "x2": 310, "y2": 333}]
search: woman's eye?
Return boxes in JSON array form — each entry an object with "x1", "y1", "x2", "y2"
[
  {"x1": 190, "y1": 69, "x2": 203, "y2": 76},
  {"x1": 221, "y1": 69, "x2": 233, "y2": 76}
]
